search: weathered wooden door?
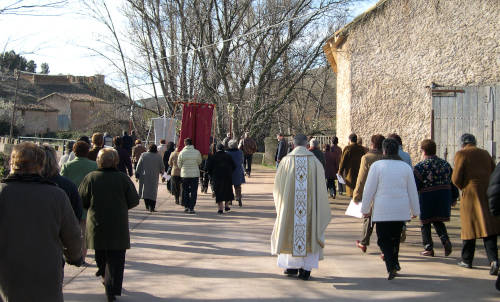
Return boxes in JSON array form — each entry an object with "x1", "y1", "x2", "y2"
[{"x1": 432, "y1": 85, "x2": 500, "y2": 164}]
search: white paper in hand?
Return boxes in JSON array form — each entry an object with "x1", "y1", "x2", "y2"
[
  {"x1": 163, "y1": 172, "x2": 171, "y2": 181},
  {"x1": 336, "y1": 173, "x2": 346, "y2": 184},
  {"x1": 345, "y1": 199, "x2": 363, "y2": 218}
]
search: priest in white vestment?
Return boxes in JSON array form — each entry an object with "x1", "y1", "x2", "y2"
[{"x1": 271, "y1": 134, "x2": 332, "y2": 280}]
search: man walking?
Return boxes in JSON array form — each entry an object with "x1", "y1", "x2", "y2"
[
  {"x1": 178, "y1": 138, "x2": 202, "y2": 214},
  {"x1": 122, "y1": 131, "x2": 134, "y2": 156},
  {"x1": 339, "y1": 133, "x2": 367, "y2": 197},
  {"x1": 239, "y1": 132, "x2": 258, "y2": 177},
  {"x1": 452, "y1": 133, "x2": 500, "y2": 275},
  {"x1": 271, "y1": 134, "x2": 332, "y2": 280},
  {"x1": 353, "y1": 134, "x2": 385, "y2": 253},
  {"x1": 275, "y1": 133, "x2": 288, "y2": 168}
]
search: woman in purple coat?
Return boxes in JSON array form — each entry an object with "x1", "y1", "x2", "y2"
[{"x1": 226, "y1": 139, "x2": 246, "y2": 207}]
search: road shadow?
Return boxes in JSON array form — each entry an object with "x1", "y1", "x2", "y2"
[{"x1": 130, "y1": 241, "x2": 269, "y2": 257}]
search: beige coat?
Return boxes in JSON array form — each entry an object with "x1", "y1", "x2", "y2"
[
  {"x1": 168, "y1": 150, "x2": 181, "y2": 176},
  {"x1": 352, "y1": 150, "x2": 384, "y2": 202},
  {"x1": 452, "y1": 145, "x2": 500, "y2": 240},
  {"x1": 178, "y1": 145, "x2": 202, "y2": 178},
  {"x1": 339, "y1": 143, "x2": 367, "y2": 197},
  {"x1": 271, "y1": 146, "x2": 332, "y2": 257}
]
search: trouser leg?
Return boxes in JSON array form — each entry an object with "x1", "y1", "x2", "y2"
[
  {"x1": 104, "y1": 250, "x2": 126, "y2": 296},
  {"x1": 234, "y1": 185, "x2": 242, "y2": 200},
  {"x1": 246, "y1": 154, "x2": 253, "y2": 174},
  {"x1": 81, "y1": 220, "x2": 87, "y2": 259},
  {"x1": 95, "y1": 249, "x2": 106, "y2": 277},
  {"x1": 144, "y1": 199, "x2": 150, "y2": 210},
  {"x1": 360, "y1": 216, "x2": 373, "y2": 246},
  {"x1": 150, "y1": 199, "x2": 156, "y2": 211},
  {"x1": 483, "y1": 235, "x2": 499, "y2": 263},
  {"x1": 433, "y1": 221, "x2": 450, "y2": 246},
  {"x1": 462, "y1": 239, "x2": 476, "y2": 265},
  {"x1": 377, "y1": 221, "x2": 403, "y2": 273},
  {"x1": 393, "y1": 227, "x2": 402, "y2": 266},
  {"x1": 202, "y1": 172, "x2": 209, "y2": 189},
  {"x1": 190, "y1": 178, "x2": 199, "y2": 210},
  {"x1": 210, "y1": 177, "x2": 215, "y2": 193},
  {"x1": 421, "y1": 223, "x2": 433, "y2": 250},
  {"x1": 182, "y1": 178, "x2": 190, "y2": 209}
]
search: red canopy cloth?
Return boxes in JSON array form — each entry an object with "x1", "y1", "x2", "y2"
[{"x1": 177, "y1": 103, "x2": 214, "y2": 155}]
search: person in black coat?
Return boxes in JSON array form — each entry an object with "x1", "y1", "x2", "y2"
[
  {"x1": 162, "y1": 142, "x2": 176, "y2": 192},
  {"x1": 309, "y1": 138, "x2": 326, "y2": 169},
  {"x1": 114, "y1": 136, "x2": 133, "y2": 177},
  {"x1": 207, "y1": 144, "x2": 236, "y2": 214},
  {"x1": 122, "y1": 131, "x2": 134, "y2": 156},
  {"x1": 201, "y1": 144, "x2": 216, "y2": 195},
  {"x1": 275, "y1": 133, "x2": 288, "y2": 168},
  {"x1": 487, "y1": 163, "x2": 500, "y2": 291}
]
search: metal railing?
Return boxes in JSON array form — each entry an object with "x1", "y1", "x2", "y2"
[
  {"x1": 285, "y1": 135, "x2": 335, "y2": 147},
  {"x1": 18, "y1": 136, "x2": 75, "y2": 154}
]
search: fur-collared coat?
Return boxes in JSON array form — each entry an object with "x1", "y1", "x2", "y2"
[{"x1": 452, "y1": 145, "x2": 500, "y2": 240}]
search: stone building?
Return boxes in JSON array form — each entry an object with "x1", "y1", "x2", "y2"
[
  {"x1": 20, "y1": 73, "x2": 105, "y2": 86},
  {"x1": 17, "y1": 104, "x2": 58, "y2": 135},
  {"x1": 324, "y1": 0, "x2": 500, "y2": 162},
  {"x1": 38, "y1": 93, "x2": 112, "y2": 131}
]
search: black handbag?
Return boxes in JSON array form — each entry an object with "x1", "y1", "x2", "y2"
[{"x1": 166, "y1": 166, "x2": 172, "y2": 176}]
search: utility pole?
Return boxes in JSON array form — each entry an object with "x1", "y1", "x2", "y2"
[{"x1": 9, "y1": 70, "x2": 20, "y2": 142}]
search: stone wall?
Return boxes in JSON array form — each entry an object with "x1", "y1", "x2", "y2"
[
  {"x1": 70, "y1": 101, "x2": 113, "y2": 131},
  {"x1": 334, "y1": 0, "x2": 500, "y2": 161},
  {"x1": 263, "y1": 137, "x2": 278, "y2": 166},
  {"x1": 22, "y1": 111, "x2": 58, "y2": 135},
  {"x1": 40, "y1": 94, "x2": 71, "y2": 116}
]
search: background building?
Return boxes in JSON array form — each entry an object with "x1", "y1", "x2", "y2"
[{"x1": 324, "y1": 0, "x2": 500, "y2": 162}]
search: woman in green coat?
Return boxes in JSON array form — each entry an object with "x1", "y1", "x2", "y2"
[{"x1": 79, "y1": 148, "x2": 139, "y2": 302}]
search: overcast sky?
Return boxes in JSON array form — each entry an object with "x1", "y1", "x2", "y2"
[{"x1": 0, "y1": 0, "x2": 378, "y2": 96}]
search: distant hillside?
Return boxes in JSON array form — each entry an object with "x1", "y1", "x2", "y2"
[{"x1": 0, "y1": 71, "x2": 128, "y2": 107}]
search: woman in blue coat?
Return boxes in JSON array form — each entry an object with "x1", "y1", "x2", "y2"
[{"x1": 226, "y1": 139, "x2": 246, "y2": 207}]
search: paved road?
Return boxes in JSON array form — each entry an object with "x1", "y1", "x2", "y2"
[{"x1": 63, "y1": 166, "x2": 499, "y2": 301}]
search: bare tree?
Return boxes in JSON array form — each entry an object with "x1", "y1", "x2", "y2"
[
  {"x1": 0, "y1": 0, "x2": 68, "y2": 15},
  {"x1": 87, "y1": 0, "x2": 353, "y2": 140}
]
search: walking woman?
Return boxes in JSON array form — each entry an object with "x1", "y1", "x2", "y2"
[
  {"x1": 178, "y1": 138, "x2": 202, "y2": 214},
  {"x1": 79, "y1": 148, "x2": 139, "y2": 301},
  {"x1": 324, "y1": 144, "x2": 339, "y2": 198},
  {"x1": 168, "y1": 147, "x2": 182, "y2": 205},
  {"x1": 414, "y1": 139, "x2": 456, "y2": 257},
  {"x1": 208, "y1": 143, "x2": 236, "y2": 214},
  {"x1": 226, "y1": 139, "x2": 245, "y2": 207},
  {"x1": 0, "y1": 142, "x2": 82, "y2": 302},
  {"x1": 136, "y1": 144, "x2": 165, "y2": 212},
  {"x1": 361, "y1": 138, "x2": 420, "y2": 280}
]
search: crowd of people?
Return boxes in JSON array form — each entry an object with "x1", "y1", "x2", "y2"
[
  {"x1": 1, "y1": 128, "x2": 500, "y2": 301},
  {"x1": 0, "y1": 129, "x2": 260, "y2": 301},
  {"x1": 271, "y1": 132, "x2": 500, "y2": 289}
]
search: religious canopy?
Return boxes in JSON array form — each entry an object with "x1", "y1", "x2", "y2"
[{"x1": 177, "y1": 102, "x2": 215, "y2": 155}]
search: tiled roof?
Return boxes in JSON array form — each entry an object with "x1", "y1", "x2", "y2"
[
  {"x1": 38, "y1": 92, "x2": 108, "y2": 103},
  {"x1": 17, "y1": 103, "x2": 58, "y2": 112}
]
